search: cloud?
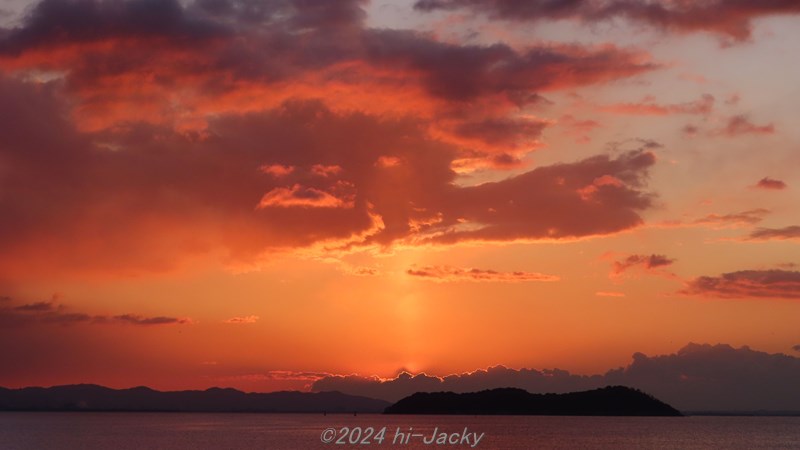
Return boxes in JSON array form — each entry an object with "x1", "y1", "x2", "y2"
[
  {"x1": 415, "y1": 149, "x2": 656, "y2": 245},
  {"x1": 257, "y1": 184, "x2": 355, "y2": 209},
  {"x1": 718, "y1": 115, "x2": 775, "y2": 136},
  {"x1": 754, "y1": 177, "x2": 787, "y2": 190},
  {"x1": 692, "y1": 208, "x2": 769, "y2": 227},
  {"x1": 406, "y1": 265, "x2": 559, "y2": 282},
  {"x1": 313, "y1": 343, "x2": 800, "y2": 411},
  {"x1": 595, "y1": 291, "x2": 625, "y2": 297},
  {"x1": 0, "y1": 71, "x2": 660, "y2": 276},
  {"x1": 0, "y1": 0, "x2": 663, "y2": 278},
  {"x1": 611, "y1": 254, "x2": 675, "y2": 276},
  {"x1": 414, "y1": 0, "x2": 800, "y2": 42},
  {"x1": 111, "y1": 314, "x2": 192, "y2": 325},
  {"x1": 601, "y1": 94, "x2": 714, "y2": 116},
  {"x1": 260, "y1": 164, "x2": 295, "y2": 177},
  {"x1": 224, "y1": 315, "x2": 259, "y2": 324},
  {"x1": 0, "y1": 298, "x2": 192, "y2": 327},
  {"x1": 794, "y1": 345, "x2": 800, "y2": 353},
  {"x1": 682, "y1": 269, "x2": 800, "y2": 299},
  {"x1": 745, "y1": 226, "x2": 800, "y2": 241},
  {"x1": 362, "y1": 29, "x2": 655, "y2": 103}
]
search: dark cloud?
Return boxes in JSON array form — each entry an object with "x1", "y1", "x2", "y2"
[
  {"x1": 419, "y1": 149, "x2": 656, "y2": 245},
  {"x1": 449, "y1": 117, "x2": 548, "y2": 150},
  {"x1": 363, "y1": 28, "x2": 655, "y2": 102},
  {"x1": 414, "y1": 0, "x2": 800, "y2": 42},
  {"x1": 746, "y1": 225, "x2": 800, "y2": 241},
  {"x1": 406, "y1": 265, "x2": 559, "y2": 282},
  {"x1": 13, "y1": 301, "x2": 54, "y2": 312},
  {"x1": 0, "y1": 75, "x2": 658, "y2": 275},
  {"x1": 611, "y1": 254, "x2": 675, "y2": 276},
  {"x1": 0, "y1": 298, "x2": 192, "y2": 327},
  {"x1": 112, "y1": 314, "x2": 192, "y2": 325},
  {"x1": 754, "y1": 177, "x2": 787, "y2": 190},
  {"x1": 682, "y1": 269, "x2": 800, "y2": 299},
  {"x1": 313, "y1": 343, "x2": 800, "y2": 411}
]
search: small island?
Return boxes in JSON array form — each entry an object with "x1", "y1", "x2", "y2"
[{"x1": 384, "y1": 386, "x2": 682, "y2": 416}]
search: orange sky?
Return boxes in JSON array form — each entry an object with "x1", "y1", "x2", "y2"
[{"x1": 1, "y1": 0, "x2": 799, "y2": 394}]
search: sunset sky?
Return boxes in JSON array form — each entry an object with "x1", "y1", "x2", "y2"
[{"x1": 1, "y1": 0, "x2": 800, "y2": 396}]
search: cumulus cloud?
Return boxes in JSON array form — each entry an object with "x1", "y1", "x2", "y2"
[
  {"x1": 754, "y1": 177, "x2": 787, "y2": 190},
  {"x1": 313, "y1": 343, "x2": 800, "y2": 411},
  {"x1": 682, "y1": 269, "x2": 800, "y2": 299},
  {"x1": 406, "y1": 265, "x2": 559, "y2": 282},
  {"x1": 414, "y1": 0, "x2": 800, "y2": 42}
]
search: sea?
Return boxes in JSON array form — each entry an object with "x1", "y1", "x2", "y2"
[{"x1": 1, "y1": 413, "x2": 799, "y2": 449}]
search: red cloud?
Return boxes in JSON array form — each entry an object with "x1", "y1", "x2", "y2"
[
  {"x1": 414, "y1": 0, "x2": 800, "y2": 42},
  {"x1": 406, "y1": 265, "x2": 559, "y2": 282},
  {"x1": 754, "y1": 177, "x2": 787, "y2": 190},
  {"x1": 682, "y1": 270, "x2": 800, "y2": 299}
]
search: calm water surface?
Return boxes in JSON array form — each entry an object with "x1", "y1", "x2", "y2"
[{"x1": 1, "y1": 413, "x2": 799, "y2": 449}]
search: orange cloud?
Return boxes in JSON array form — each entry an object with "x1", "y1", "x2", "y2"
[
  {"x1": 224, "y1": 315, "x2": 259, "y2": 324},
  {"x1": 595, "y1": 291, "x2": 626, "y2": 297},
  {"x1": 257, "y1": 185, "x2": 355, "y2": 209},
  {"x1": 406, "y1": 265, "x2": 559, "y2": 282},
  {"x1": 260, "y1": 164, "x2": 295, "y2": 177}
]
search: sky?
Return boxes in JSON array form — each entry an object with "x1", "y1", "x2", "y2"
[{"x1": 1, "y1": 0, "x2": 800, "y2": 410}]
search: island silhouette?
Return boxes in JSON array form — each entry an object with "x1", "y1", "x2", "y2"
[{"x1": 384, "y1": 386, "x2": 682, "y2": 416}]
